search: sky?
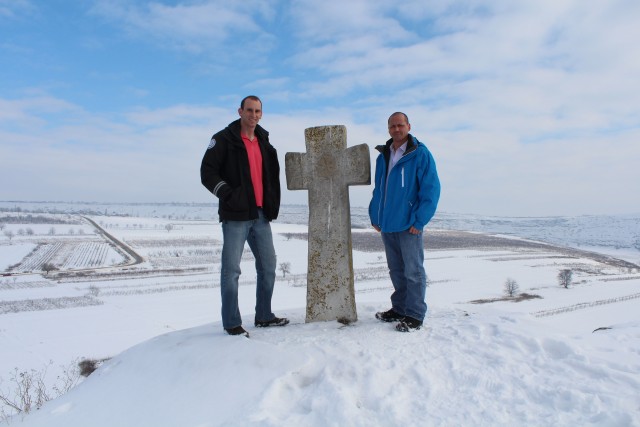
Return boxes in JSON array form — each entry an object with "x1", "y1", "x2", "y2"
[{"x1": 1, "y1": 0, "x2": 639, "y2": 216}]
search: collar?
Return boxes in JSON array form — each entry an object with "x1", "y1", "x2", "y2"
[{"x1": 390, "y1": 140, "x2": 408, "y2": 154}]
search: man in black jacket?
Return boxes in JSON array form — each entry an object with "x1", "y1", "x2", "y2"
[{"x1": 201, "y1": 96, "x2": 289, "y2": 337}]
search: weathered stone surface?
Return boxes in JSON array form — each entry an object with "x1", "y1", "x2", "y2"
[{"x1": 285, "y1": 125, "x2": 370, "y2": 323}]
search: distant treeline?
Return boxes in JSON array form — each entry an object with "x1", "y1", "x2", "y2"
[
  {"x1": 0, "y1": 215, "x2": 76, "y2": 225},
  {"x1": 1, "y1": 206, "x2": 106, "y2": 216}
]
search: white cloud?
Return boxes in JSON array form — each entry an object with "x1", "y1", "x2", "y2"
[
  {"x1": 2, "y1": 91, "x2": 639, "y2": 215},
  {"x1": 0, "y1": 95, "x2": 80, "y2": 131},
  {"x1": 90, "y1": 0, "x2": 277, "y2": 54},
  {"x1": 285, "y1": 0, "x2": 639, "y2": 120},
  {"x1": 289, "y1": 1, "x2": 412, "y2": 44}
]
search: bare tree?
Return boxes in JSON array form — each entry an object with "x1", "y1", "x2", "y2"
[
  {"x1": 0, "y1": 367, "x2": 50, "y2": 419},
  {"x1": 3, "y1": 230, "x2": 14, "y2": 243},
  {"x1": 0, "y1": 361, "x2": 81, "y2": 422},
  {"x1": 279, "y1": 262, "x2": 291, "y2": 278},
  {"x1": 558, "y1": 269, "x2": 573, "y2": 289},
  {"x1": 504, "y1": 278, "x2": 519, "y2": 297},
  {"x1": 165, "y1": 224, "x2": 174, "y2": 233},
  {"x1": 41, "y1": 263, "x2": 58, "y2": 275}
]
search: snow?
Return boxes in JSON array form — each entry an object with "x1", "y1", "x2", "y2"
[
  {"x1": 0, "y1": 244, "x2": 35, "y2": 271},
  {"x1": 10, "y1": 308, "x2": 640, "y2": 427},
  {"x1": 1, "y1": 204, "x2": 639, "y2": 426}
]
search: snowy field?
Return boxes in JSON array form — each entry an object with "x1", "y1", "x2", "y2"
[{"x1": 1, "y1": 202, "x2": 639, "y2": 426}]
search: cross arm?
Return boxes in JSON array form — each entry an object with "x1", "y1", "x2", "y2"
[
  {"x1": 344, "y1": 143, "x2": 371, "y2": 186},
  {"x1": 285, "y1": 152, "x2": 309, "y2": 190}
]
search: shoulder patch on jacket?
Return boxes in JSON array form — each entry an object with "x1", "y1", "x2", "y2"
[{"x1": 207, "y1": 138, "x2": 216, "y2": 150}]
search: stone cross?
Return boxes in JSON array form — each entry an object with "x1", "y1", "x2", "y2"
[{"x1": 285, "y1": 125, "x2": 370, "y2": 323}]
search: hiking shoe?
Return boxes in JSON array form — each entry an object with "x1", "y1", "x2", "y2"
[
  {"x1": 254, "y1": 317, "x2": 290, "y2": 328},
  {"x1": 396, "y1": 316, "x2": 423, "y2": 332},
  {"x1": 225, "y1": 326, "x2": 249, "y2": 337},
  {"x1": 375, "y1": 309, "x2": 403, "y2": 323}
]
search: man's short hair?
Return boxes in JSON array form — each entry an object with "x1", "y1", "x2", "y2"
[
  {"x1": 388, "y1": 112, "x2": 409, "y2": 125},
  {"x1": 241, "y1": 95, "x2": 262, "y2": 109}
]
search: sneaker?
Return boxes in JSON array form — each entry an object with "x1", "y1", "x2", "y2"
[
  {"x1": 395, "y1": 316, "x2": 423, "y2": 332},
  {"x1": 255, "y1": 317, "x2": 290, "y2": 328},
  {"x1": 225, "y1": 326, "x2": 249, "y2": 337},
  {"x1": 375, "y1": 309, "x2": 403, "y2": 323}
]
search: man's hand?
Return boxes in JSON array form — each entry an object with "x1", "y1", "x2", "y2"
[
  {"x1": 372, "y1": 225, "x2": 381, "y2": 232},
  {"x1": 408, "y1": 226, "x2": 421, "y2": 235}
]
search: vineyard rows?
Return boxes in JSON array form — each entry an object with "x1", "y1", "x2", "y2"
[
  {"x1": 127, "y1": 238, "x2": 219, "y2": 248},
  {"x1": 61, "y1": 242, "x2": 114, "y2": 269},
  {"x1": 101, "y1": 283, "x2": 213, "y2": 297},
  {"x1": 0, "y1": 295, "x2": 103, "y2": 315},
  {"x1": 9, "y1": 240, "x2": 124, "y2": 273},
  {"x1": 532, "y1": 292, "x2": 640, "y2": 317},
  {"x1": 87, "y1": 277, "x2": 213, "y2": 292},
  {"x1": 150, "y1": 257, "x2": 215, "y2": 268},
  {"x1": 148, "y1": 249, "x2": 252, "y2": 268},
  {"x1": 49, "y1": 266, "x2": 391, "y2": 299},
  {"x1": 147, "y1": 248, "x2": 219, "y2": 258},
  {"x1": 0, "y1": 280, "x2": 55, "y2": 291},
  {"x1": 10, "y1": 242, "x2": 63, "y2": 273}
]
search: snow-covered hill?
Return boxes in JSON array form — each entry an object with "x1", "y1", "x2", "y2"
[
  {"x1": 13, "y1": 305, "x2": 640, "y2": 427},
  {"x1": 1, "y1": 203, "x2": 639, "y2": 426}
]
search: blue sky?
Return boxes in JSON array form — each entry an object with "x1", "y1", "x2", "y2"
[{"x1": 1, "y1": 0, "x2": 639, "y2": 216}]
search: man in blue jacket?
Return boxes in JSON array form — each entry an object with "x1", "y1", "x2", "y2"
[{"x1": 369, "y1": 112, "x2": 441, "y2": 332}]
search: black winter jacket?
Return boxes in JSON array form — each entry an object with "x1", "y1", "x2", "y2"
[{"x1": 200, "y1": 119, "x2": 281, "y2": 221}]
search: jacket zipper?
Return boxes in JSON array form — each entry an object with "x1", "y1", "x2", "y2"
[{"x1": 377, "y1": 161, "x2": 385, "y2": 224}]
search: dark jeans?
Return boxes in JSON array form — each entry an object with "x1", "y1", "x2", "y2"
[{"x1": 381, "y1": 230, "x2": 427, "y2": 321}]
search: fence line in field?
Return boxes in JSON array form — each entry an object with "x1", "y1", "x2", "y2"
[{"x1": 532, "y1": 292, "x2": 640, "y2": 317}]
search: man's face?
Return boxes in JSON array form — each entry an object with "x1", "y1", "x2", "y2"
[
  {"x1": 238, "y1": 99, "x2": 262, "y2": 129},
  {"x1": 388, "y1": 114, "x2": 411, "y2": 145}
]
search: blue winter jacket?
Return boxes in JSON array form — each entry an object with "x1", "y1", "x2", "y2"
[{"x1": 368, "y1": 135, "x2": 440, "y2": 233}]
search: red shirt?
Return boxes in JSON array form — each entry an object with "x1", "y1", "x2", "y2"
[{"x1": 241, "y1": 134, "x2": 263, "y2": 207}]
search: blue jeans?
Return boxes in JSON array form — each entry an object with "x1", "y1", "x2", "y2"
[
  {"x1": 220, "y1": 209, "x2": 276, "y2": 329},
  {"x1": 381, "y1": 230, "x2": 427, "y2": 321}
]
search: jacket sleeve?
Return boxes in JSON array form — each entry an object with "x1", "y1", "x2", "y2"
[
  {"x1": 262, "y1": 142, "x2": 282, "y2": 220},
  {"x1": 412, "y1": 149, "x2": 441, "y2": 230},
  {"x1": 200, "y1": 135, "x2": 233, "y2": 201},
  {"x1": 368, "y1": 155, "x2": 384, "y2": 227}
]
